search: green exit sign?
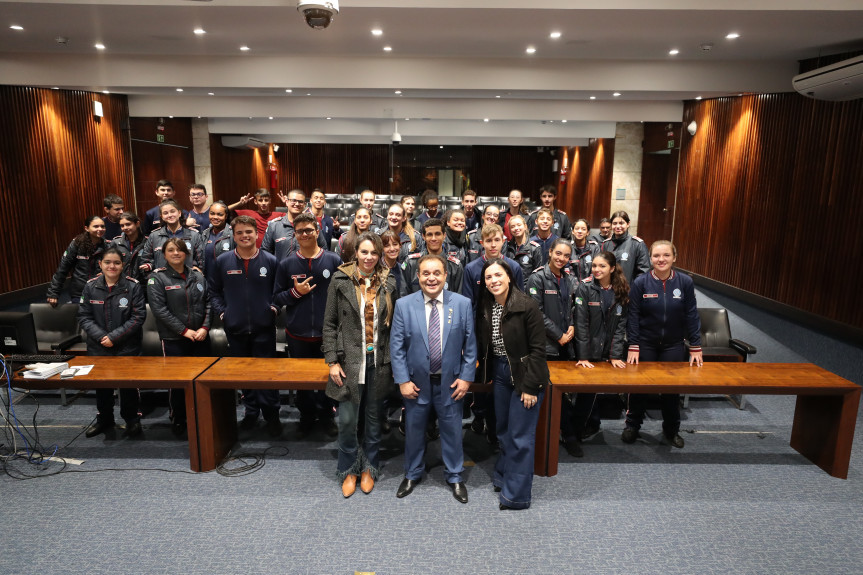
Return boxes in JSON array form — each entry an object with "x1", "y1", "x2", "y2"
[
  {"x1": 156, "y1": 134, "x2": 165, "y2": 143},
  {"x1": 667, "y1": 139, "x2": 674, "y2": 148}
]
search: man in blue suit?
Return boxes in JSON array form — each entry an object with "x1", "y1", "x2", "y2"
[{"x1": 390, "y1": 254, "x2": 476, "y2": 504}]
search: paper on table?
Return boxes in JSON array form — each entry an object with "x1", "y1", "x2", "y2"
[{"x1": 73, "y1": 365, "x2": 95, "y2": 375}]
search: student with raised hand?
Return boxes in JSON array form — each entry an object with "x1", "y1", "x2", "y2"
[
  {"x1": 111, "y1": 212, "x2": 147, "y2": 284},
  {"x1": 323, "y1": 232, "x2": 396, "y2": 497},
  {"x1": 505, "y1": 214, "x2": 543, "y2": 280},
  {"x1": 273, "y1": 213, "x2": 342, "y2": 439},
  {"x1": 600, "y1": 210, "x2": 649, "y2": 284},
  {"x1": 380, "y1": 203, "x2": 422, "y2": 262},
  {"x1": 529, "y1": 208, "x2": 559, "y2": 265},
  {"x1": 139, "y1": 200, "x2": 204, "y2": 276},
  {"x1": 624, "y1": 240, "x2": 702, "y2": 449},
  {"x1": 228, "y1": 188, "x2": 283, "y2": 248},
  {"x1": 185, "y1": 183, "x2": 211, "y2": 230},
  {"x1": 498, "y1": 188, "x2": 529, "y2": 241},
  {"x1": 146, "y1": 238, "x2": 211, "y2": 436},
  {"x1": 200, "y1": 200, "x2": 234, "y2": 282},
  {"x1": 566, "y1": 251, "x2": 629, "y2": 454},
  {"x1": 102, "y1": 194, "x2": 125, "y2": 240},
  {"x1": 209, "y1": 215, "x2": 282, "y2": 436},
  {"x1": 47, "y1": 215, "x2": 107, "y2": 306},
  {"x1": 568, "y1": 218, "x2": 601, "y2": 282},
  {"x1": 78, "y1": 247, "x2": 146, "y2": 438},
  {"x1": 475, "y1": 258, "x2": 548, "y2": 510}
]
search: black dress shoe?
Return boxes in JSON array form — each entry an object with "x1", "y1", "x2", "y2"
[
  {"x1": 239, "y1": 414, "x2": 258, "y2": 431},
  {"x1": 265, "y1": 417, "x2": 283, "y2": 437},
  {"x1": 664, "y1": 431, "x2": 685, "y2": 448},
  {"x1": 451, "y1": 481, "x2": 468, "y2": 504},
  {"x1": 564, "y1": 439, "x2": 584, "y2": 458},
  {"x1": 85, "y1": 420, "x2": 114, "y2": 438},
  {"x1": 396, "y1": 477, "x2": 421, "y2": 498},
  {"x1": 123, "y1": 421, "x2": 142, "y2": 438},
  {"x1": 499, "y1": 503, "x2": 514, "y2": 510},
  {"x1": 493, "y1": 485, "x2": 502, "y2": 493}
]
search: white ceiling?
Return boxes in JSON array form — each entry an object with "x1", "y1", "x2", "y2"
[{"x1": 2, "y1": 0, "x2": 862, "y2": 144}]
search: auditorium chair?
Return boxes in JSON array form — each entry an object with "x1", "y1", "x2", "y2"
[
  {"x1": 141, "y1": 304, "x2": 162, "y2": 356},
  {"x1": 30, "y1": 302, "x2": 87, "y2": 405},
  {"x1": 684, "y1": 307, "x2": 757, "y2": 409}
]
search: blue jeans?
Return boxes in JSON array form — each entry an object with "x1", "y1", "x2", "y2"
[
  {"x1": 336, "y1": 356, "x2": 381, "y2": 479},
  {"x1": 492, "y1": 356, "x2": 544, "y2": 509}
]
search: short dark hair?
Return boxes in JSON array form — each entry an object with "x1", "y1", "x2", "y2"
[
  {"x1": 119, "y1": 211, "x2": 139, "y2": 224},
  {"x1": 163, "y1": 237, "x2": 190, "y2": 256},
  {"x1": 103, "y1": 194, "x2": 123, "y2": 209},
  {"x1": 254, "y1": 188, "x2": 270, "y2": 199},
  {"x1": 190, "y1": 183, "x2": 207, "y2": 194},
  {"x1": 539, "y1": 184, "x2": 557, "y2": 196},
  {"x1": 422, "y1": 218, "x2": 444, "y2": 235},
  {"x1": 157, "y1": 179, "x2": 173, "y2": 189},
  {"x1": 417, "y1": 254, "x2": 446, "y2": 274},
  {"x1": 293, "y1": 212, "x2": 318, "y2": 230},
  {"x1": 231, "y1": 215, "x2": 257, "y2": 229},
  {"x1": 462, "y1": 189, "x2": 477, "y2": 200}
]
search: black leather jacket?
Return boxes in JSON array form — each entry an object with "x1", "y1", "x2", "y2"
[
  {"x1": 146, "y1": 265, "x2": 211, "y2": 340},
  {"x1": 573, "y1": 277, "x2": 628, "y2": 361}
]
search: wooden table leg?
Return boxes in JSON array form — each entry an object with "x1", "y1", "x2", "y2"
[
  {"x1": 185, "y1": 385, "x2": 200, "y2": 472},
  {"x1": 196, "y1": 383, "x2": 239, "y2": 472},
  {"x1": 543, "y1": 385, "x2": 564, "y2": 477},
  {"x1": 533, "y1": 387, "x2": 551, "y2": 477},
  {"x1": 790, "y1": 388, "x2": 860, "y2": 479}
]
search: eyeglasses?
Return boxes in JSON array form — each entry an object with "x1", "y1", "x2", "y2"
[
  {"x1": 189, "y1": 192, "x2": 205, "y2": 197},
  {"x1": 295, "y1": 228, "x2": 316, "y2": 236},
  {"x1": 287, "y1": 199, "x2": 305, "y2": 205}
]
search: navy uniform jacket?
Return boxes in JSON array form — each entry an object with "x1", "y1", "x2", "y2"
[
  {"x1": 305, "y1": 208, "x2": 337, "y2": 250},
  {"x1": 464, "y1": 209, "x2": 483, "y2": 233},
  {"x1": 201, "y1": 225, "x2": 234, "y2": 281},
  {"x1": 273, "y1": 248, "x2": 342, "y2": 339},
  {"x1": 573, "y1": 276, "x2": 628, "y2": 361},
  {"x1": 527, "y1": 208, "x2": 572, "y2": 241},
  {"x1": 143, "y1": 205, "x2": 189, "y2": 236},
  {"x1": 208, "y1": 249, "x2": 279, "y2": 335},
  {"x1": 400, "y1": 251, "x2": 464, "y2": 297},
  {"x1": 526, "y1": 264, "x2": 577, "y2": 356},
  {"x1": 601, "y1": 232, "x2": 650, "y2": 284},
  {"x1": 462, "y1": 254, "x2": 524, "y2": 309},
  {"x1": 261, "y1": 215, "x2": 327, "y2": 261},
  {"x1": 348, "y1": 211, "x2": 386, "y2": 232},
  {"x1": 567, "y1": 240, "x2": 601, "y2": 282},
  {"x1": 77, "y1": 275, "x2": 145, "y2": 356},
  {"x1": 146, "y1": 265, "x2": 211, "y2": 340},
  {"x1": 529, "y1": 233, "x2": 559, "y2": 266},
  {"x1": 140, "y1": 226, "x2": 204, "y2": 273},
  {"x1": 48, "y1": 239, "x2": 106, "y2": 301},
  {"x1": 464, "y1": 229, "x2": 483, "y2": 263},
  {"x1": 111, "y1": 233, "x2": 147, "y2": 284},
  {"x1": 627, "y1": 269, "x2": 701, "y2": 354},
  {"x1": 506, "y1": 238, "x2": 543, "y2": 280}
]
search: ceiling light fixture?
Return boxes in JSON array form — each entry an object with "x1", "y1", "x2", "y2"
[
  {"x1": 306, "y1": 93, "x2": 311, "y2": 96},
  {"x1": 10, "y1": 25, "x2": 23, "y2": 31},
  {"x1": 695, "y1": 96, "x2": 703, "y2": 100},
  {"x1": 405, "y1": 118, "x2": 410, "y2": 121},
  {"x1": 240, "y1": 45, "x2": 250, "y2": 51},
  {"x1": 669, "y1": 49, "x2": 679, "y2": 55},
  {"x1": 495, "y1": 95, "x2": 501, "y2": 98},
  {"x1": 726, "y1": 32, "x2": 740, "y2": 39},
  {"x1": 439, "y1": 146, "x2": 444, "y2": 149},
  {"x1": 612, "y1": 92, "x2": 621, "y2": 97},
  {"x1": 371, "y1": 29, "x2": 382, "y2": 36},
  {"x1": 194, "y1": 28, "x2": 206, "y2": 35},
  {"x1": 394, "y1": 90, "x2": 402, "y2": 94},
  {"x1": 549, "y1": 31, "x2": 561, "y2": 39},
  {"x1": 483, "y1": 118, "x2": 489, "y2": 122},
  {"x1": 589, "y1": 96, "x2": 596, "y2": 100},
  {"x1": 526, "y1": 46, "x2": 536, "y2": 54},
  {"x1": 326, "y1": 117, "x2": 332, "y2": 120},
  {"x1": 285, "y1": 89, "x2": 293, "y2": 93},
  {"x1": 269, "y1": 116, "x2": 274, "y2": 120},
  {"x1": 208, "y1": 92, "x2": 215, "y2": 96},
  {"x1": 561, "y1": 119, "x2": 567, "y2": 123},
  {"x1": 176, "y1": 88, "x2": 183, "y2": 92},
  {"x1": 383, "y1": 46, "x2": 392, "y2": 52},
  {"x1": 102, "y1": 90, "x2": 110, "y2": 94},
  {"x1": 94, "y1": 43, "x2": 106, "y2": 50},
  {"x1": 273, "y1": 145, "x2": 279, "y2": 152}
]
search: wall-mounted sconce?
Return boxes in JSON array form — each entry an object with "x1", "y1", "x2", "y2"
[
  {"x1": 93, "y1": 100, "x2": 103, "y2": 122},
  {"x1": 687, "y1": 121, "x2": 697, "y2": 136},
  {"x1": 273, "y1": 144, "x2": 279, "y2": 152}
]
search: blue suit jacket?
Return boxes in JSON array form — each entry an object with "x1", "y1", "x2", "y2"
[{"x1": 390, "y1": 290, "x2": 477, "y2": 406}]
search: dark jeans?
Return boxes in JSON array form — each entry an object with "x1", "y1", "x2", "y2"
[
  {"x1": 162, "y1": 337, "x2": 211, "y2": 424},
  {"x1": 285, "y1": 334, "x2": 335, "y2": 422},
  {"x1": 337, "y1": 354, "x2": 381, "y2": 479},
  {"x1": 227, "y1": 330, "x2": 280, "y2": 421},
  {"x1": 625, "y1": 342, "x2": 687, "y2": 435}
]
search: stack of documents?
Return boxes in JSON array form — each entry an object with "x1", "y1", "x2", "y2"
[{"x1": 21, "y1": 362, "x2": 69, "y2": 379}]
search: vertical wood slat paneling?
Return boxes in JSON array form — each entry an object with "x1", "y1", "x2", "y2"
[
  {"x1": 470, "y1": 146, "x2": 555, "y2": 201},
  {"x1": 675, "y1": 93, "x2": 863, "y2": 328},
  {"x1": 558, "y1": 139, "x2": 615, "y2": 228},
  {"x1": 130, "y1": 118, "x2": 195, "y2": 216},
  {"x1": 0, "y1": 85, "x2": 133, "y2": 295}
]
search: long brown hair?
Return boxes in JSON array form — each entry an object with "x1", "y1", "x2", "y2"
[
  {"x1": 342, "y1": 207, "x2": 371, "y2": 263},
  {"x1": 593, "y1": 250, "x2": 629, "y2": 306}
]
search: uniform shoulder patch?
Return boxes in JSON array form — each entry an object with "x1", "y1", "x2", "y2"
[
  {"x1": 632, "y1": 235, "x2": 644, "y2": 242},
  {"x1": 87, "y1": 276, "x2": 99, "y2": 283},
  {"x1": 126, "y1": 276, "x2": 139, "y2": 283},
  {"x1": 562, "y1": 267, "x2": 572, "y2": 274},
  {"x1": 582, "y1": 276, "x2": 594, "y2": 284},
  {"x1": 528, "y1": 208, "x2": 540, "y2": 215},
  {"x1": 447, "y1": 255, "x2": 461, "y2": 265},
  {"x1": 558, "y1": 209, "x2": 567, "y2": 215},
  {"x1": 153, "y1": 267, "x2": 166, "y2": 273},
  {"x1": 408, "y1": 252, "x2": 422, "y2": 259},
  {"x1": 529, "y1": 240, "x2": 541, "y2": 247},
  {"x1": 587, "y1": 239, "x2": 598, "y2": 246},
  {"x1": 531, "y1": 266, "x2": 544, "y2": 273}
]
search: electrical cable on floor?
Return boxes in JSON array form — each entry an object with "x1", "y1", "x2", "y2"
[{"x1": 216, "y1": 445, "x2": 289, "y2": 477}]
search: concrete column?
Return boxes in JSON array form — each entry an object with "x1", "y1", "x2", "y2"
[
  {"x1": 192, "y1": 118, "x2": 213, "y2": 206},
  {"x1": 609, "y1": 122, "x2": 644, "y2": 236}
]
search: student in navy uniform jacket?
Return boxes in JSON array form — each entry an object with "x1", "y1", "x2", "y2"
[
  {"x1": 567, "y1": 251, "x2": 630, "y2": 456},
  {"x1": 306, "y1": 188, "x2": 337, "y2": 249},
  {"x1": 78, "y1": 247, "x2": 146, "y2": 438},
  {"x1": 47, "y1": 215, "x2": 107, "y2": 306},
  {"x1": 526, "y1": 184, "x2": 572, "y2": 241},
  {"x1": 139, "y1": 200, "x2": 204, "y2": 276},
  {"x1": 400, "y1": 218, "x2": 464, "y2": 297},
  {"x1": 377, "y1": 203, "x2": 422, "y2": 263},
  {"x1": 462, "y1": 223, "x2": 524, "y2": 309},
  {"x1": 209, "y1": 216, "x2": 282, "y2": 436},
  {"x1": 567, "y1": 218, "x2": 601, "y2": 282},
  {"x1": 273, "y1": 213, "x2": 342, "y2": 437},
  {"x1": 201, "y1": 201, "x2": 234, "y2": 282},
  {"x1": 624, "y1": 240, "x2": 703, "y2": 449},
  {"x1": 601, "y1": 211, "x2": 649, "y2": 284},
  {"x1": 112, "y1": 212, "x2": 147, "y2": 284},
  {"x1": 505, "y1": 215, "x2": 543, "y2": 280},
  {"x1": 143, "y1": 179, "x2": 188, "y2": 235},
  {"x1": 529, "y1": 208, "x2": 559, "y2": 266}
]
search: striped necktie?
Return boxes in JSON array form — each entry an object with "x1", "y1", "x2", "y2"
[{"x1": 429, "y1": 299, "x2": 441, "y2": 374}]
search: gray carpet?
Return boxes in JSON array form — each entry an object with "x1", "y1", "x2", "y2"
[{"x1": 2, "y1": 287, "x2": 863, "y2": 575}]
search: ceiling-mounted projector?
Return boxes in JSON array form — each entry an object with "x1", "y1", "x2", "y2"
[
  {"x1": 298, "y1": 1, "x2": 339, "y2": 30},
  {"x1": 792, "y1": 55, "x2": 863, "y2": 101}
]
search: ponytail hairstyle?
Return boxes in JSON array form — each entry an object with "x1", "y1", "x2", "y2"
[
  {"x1": 74, "y1": 215, "x2": 105, "y2": 256},
  {"x1": 593, "y1": 250, "x2": 629, "y2": 307}
]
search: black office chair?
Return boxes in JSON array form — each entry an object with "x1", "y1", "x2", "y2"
[
  {"x1": 684, "y1": 307, "x2": 757, "y2": 409},
  {"x1": 29, "y1": 303, "x2": 85, "y2": 354},
  {"x1": 141, "y1": 304, "x2": 163, "y2": 356},
  {"x1": 208, "y1": 314, "x2": 229, "y2": 357}
]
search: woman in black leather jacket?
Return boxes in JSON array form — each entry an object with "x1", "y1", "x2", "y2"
[{"x1": 476, "y1": 258, "x2": 548, "y2": 510}]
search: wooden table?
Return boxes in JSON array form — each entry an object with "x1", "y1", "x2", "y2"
[
  {"x1": 12, "y1": 356, "x2": 219, "y2": 471},
  {"x1": 194, "y1": 357, "x2": 552, "y2": 474},
  {"x1": 543, "y1": 362, "x2": 861, "y2": 478}
]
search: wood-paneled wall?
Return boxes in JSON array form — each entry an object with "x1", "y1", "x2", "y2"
[
  {"x1": 470, "y1": 146, "x2": 555, "y2": 201},
  {"x1": 675, "y1": 93, "x2": 863, "y2": 328},
  {"x1": 557, "y1": 138, "x2": 615, "y2": 228},
  {"x1": 130, "y1": 118, "x2": 195, "y2": 214},
  {"x1": 0, "y1": 85, "x2": 133, "y2": 294}
]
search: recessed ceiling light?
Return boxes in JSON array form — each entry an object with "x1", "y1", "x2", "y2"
[
  {"x1": 495, "y1": 95, "x2": 501, "y2": 98},
  {"x1": 169, "y1": 116, "x2": 174, "y2": 119},
  {"x1": 10, "y1": 25, "x2": 24, "y2": 31},
  {"x1": 483, "y1": 118, "x2": 489, "y2": 122},
  {"x1": 102, "y1": 90, "x2": 110, "y2": 94},
  {"x1": 94, "y1": 43, "x2": 106, "y2": 50},
  {"x1": 669, "y1": 49, "x2": 679, "y2": 55},
  {"x1": 550, "y1": 31, "x2": 561, "y2": 39},
  {"x1": 589, "y1": 96, "x2": 596, "y2": 100},
  {"x1": 371, "y1": 29, "x2": 383, "y2": 36},
  {"x1": 726, "y1": 32, "x2": 740, "y2": 39},
  {"x1": 306, "y1": 93, "x2": 311, "y2": 96},
  {"x1": 695, "y1": 96, "x2": 702, "y2": 100},
  {"x1": 176, "y1": 88, "x2": 183, "y2": 92},
  {"x1": 197, "y1": 116, "x2": 201, "y2": 119},
  {"x1": 561, "y1": 119, "x2": 567, "y2": 123},
  {"x1": 439, "y1": 145, "x2": 444, "y2": 149},
  {"x1": 52, "y1": 86, "x2": 59, "y2": 90},
  {"x1": 383, "y1": 46, "x2": 392, "y2": 52},
  {"x1": 612, "y1": 92, "x2": 621, "y2": 97},
  {"x1": 269, "y1": 116, "x2": 274, "y2": 120},
  {"x1": 194, "y1": 28, "x2": 206, "y2": 35},
  {"x1": 394, "y1": 90, "x2": 402, "y2": 94},
  {"x1": 405, "y1": 118, "x2": 410, "y2": 121},
  {"x1": 326, "y1": 117, "x2": 332, "y2": 120},
  {"x1": 240, "y1": 45, "x2": 250, "y2": 51},
  {"x1": 285, "y1": 89, "x2": 293, "y2": 93},
  {"x1": 526, "y1": 46, "x2": 536, "y2": 54},
  {"x1": 549, "y1": 120, "x2": 554, "y2": 123},
  {"x1": 208, "y1": 92, "x2": 214, "y2": 96}
]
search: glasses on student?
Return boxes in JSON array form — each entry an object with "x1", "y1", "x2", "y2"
[
  {"x1": 287, "y1": 199, "x2": 305, "y2": 205},
  {"x1": 295, "y1": 228, "x2": 316, "y2": 236}
]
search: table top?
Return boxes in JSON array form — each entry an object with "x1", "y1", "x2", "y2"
[
  {"x1": 196, "y1": 357, "x2": 330, "y2": 385},
  {"x1": 12, "y1": 356, "x2": 220, "y2": 388},
  {"x1": 546, "y1": 361, "x2": 860, "y2": 394}
]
